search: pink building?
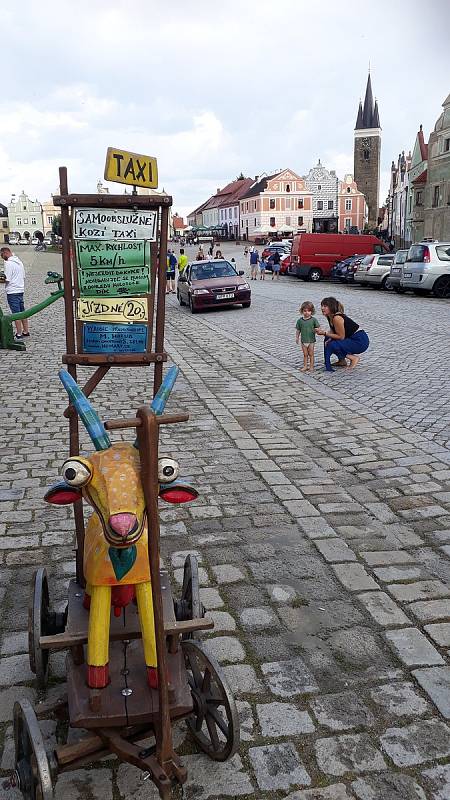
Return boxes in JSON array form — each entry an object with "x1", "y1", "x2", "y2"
[
  {"x1": 239, "y1": 169, "x2": 313, "y2": 240},
  {"x1": 338, "y1": 174, "x2": 367, "y2": 233}
]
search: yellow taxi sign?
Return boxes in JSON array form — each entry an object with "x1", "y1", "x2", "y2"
[{"x1": 104, "y1": 147, "x2": 158, "y2": 190}]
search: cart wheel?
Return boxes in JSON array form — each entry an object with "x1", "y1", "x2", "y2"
[
  {"x1": 182, "y1": 640, "x2": 240, "y2": 761},
  {"x1": 174, "y1": 555, "x2": 205, "y2": 640},
  {"x1": 13, "y1": 699, "x2": 54, "y2": 800},
  {"x1": 29, "y1": 569, "x2": 67, "y2": 689}
]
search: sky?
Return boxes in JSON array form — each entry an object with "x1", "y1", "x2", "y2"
[{"x1": 2, "y1": 0, "x2": 449, "y2": 220}]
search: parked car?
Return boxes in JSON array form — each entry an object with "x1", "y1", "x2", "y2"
[
  {"x1": 177, "y1": 259, "x2": 251, "y2": 313},
  {"x1": 8, "y1": 236, "x2": 19, "y2": 246},
  {"x1": 401, "y1": 241, "x2": 450, "y2": 298},
  {"x1": 19, "y1": 238, "x2": 29, "y2": 245},
  {"x1": 261, "y1": 243, "x2": 290, "y2": 260},
  {"x1": 31, "y1": 237, "x2": 39, "y2": 245},
  {"x1": 280, "y1": 254, "x2": 291, "y2": 274},
  {"x1": 331, "y1": 255, "x2": 365, "y2": 282},
  {"x1": 354, "y1": 253, "x2": 395, "y2": 288},
  {"x1": 289, "y1": 233, "x2": 388, "y2": 281},
  {"x1": 388, "y1": 250, "x2": 409, "y2": 293}
]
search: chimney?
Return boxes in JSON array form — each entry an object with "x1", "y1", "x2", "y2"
[
  {"x1": 254, "y1": 175, "x2": 259, "y2": 182},
  {"x1": 217, "y1": 188, "x2": 221, "y2": 194}
]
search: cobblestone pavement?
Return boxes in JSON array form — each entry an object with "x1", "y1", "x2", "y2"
[{"x1": 0, "y1": 246, "x2": 450, "y2": 799}]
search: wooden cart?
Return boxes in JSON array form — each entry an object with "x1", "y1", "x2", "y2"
[{"x1": 5, "y1": 167, "x2": 240, "y2": 799}]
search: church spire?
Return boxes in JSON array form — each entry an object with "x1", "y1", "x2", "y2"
[
  {"x1": 362, "y1": 73, "x2": 374, "y2": 127},
  {"x1": 355, "y1": 101, "x2": 363, "y2": 129},
  {"x1": 373, "y1": 99, "x2": 380, "y2": 128}
]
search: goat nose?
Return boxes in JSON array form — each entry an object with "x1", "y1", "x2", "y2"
[{"x1": 108, "y1": 513, "x2": 137, "y2": 538}]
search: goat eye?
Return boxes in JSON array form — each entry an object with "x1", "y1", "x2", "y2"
[
  {"x1": 62, "y1": 460, "x2": 91, "y2": 487},
  {"x1": 158, "y1": 458, "x2": 179, "y2": 484}
]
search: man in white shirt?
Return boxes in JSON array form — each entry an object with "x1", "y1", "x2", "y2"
[{"x1": 0, "y1": 247, "x2": 30, "y2": 338}]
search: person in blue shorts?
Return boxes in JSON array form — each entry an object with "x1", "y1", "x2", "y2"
[
  {"x1": 0, "y1": 246, "x2": 30, "y2": 339},
  {"x1": 316, "y1": 296, "x2": 369, "y2": 371}
]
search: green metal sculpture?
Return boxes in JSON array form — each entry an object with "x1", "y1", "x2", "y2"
[{"x1": 0, "y1": 272, "x2": 64, "y2": 351}]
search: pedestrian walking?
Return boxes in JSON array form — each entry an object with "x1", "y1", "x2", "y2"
[
  {"x1": 0, "y1": 246, "x2": 30, "y2": 339},
  {"x1": 295, "y1": 301, "x2": 320, "y2": 372},
  {"x1": 249, "y1": 248, "x2": 259, "y2": 280},
  {"x1": 316, "y1": 296, "x2": 370, "y2": 371},
  {"x1": 166, "y1": 249, "x2": 177, "y2": 294},
  {"x1": 178, "y1": 248, "x2": 188, "y2": 276},
  {"x1": 271, "y1": 250, "x2": 281, "y2": 280},
  {"x1": 259, "y1": 255, "x2": 267, "y2": 280}
]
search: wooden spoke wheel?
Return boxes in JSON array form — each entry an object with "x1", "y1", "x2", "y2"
[
  {"x1": 28, "y1": 568, "x2": 67, "y2": 689},
  {"x1": 174, "y1": 555, "x2": 205, "y2": 640},
  {"x1": 13, "y1": 699, "x2": 54, "y2": 800},
  {"x1": 182, "y1": 640, "x2": 240, "y2": 761}
]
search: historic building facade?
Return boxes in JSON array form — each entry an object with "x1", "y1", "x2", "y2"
[
  {"x1": 406, "y1": 125, "x2": 428, "y2": 245},
  {"x1": 424, "y1": 94, "x2": 450, "y2": 241},
  {"x1": 239, "y1": 170, "x2": 313, "y2": 240},
  {"x1": 8, "y1": 191, "x2": 44, "y2": 239},
  {"x1": 304, "y1": 160, "x2": 338, "y2": 232},
  {"x1": 388, "y1": 151, "x2": 412, "y2": 248},
  {"x1": 0, "y1": 203, "x2": 9, "y2": 243},
  {"x1": 354, "y1": 74, "x2": 381, "y2": 229},
  {"x1": 337, "y1": 174, "x2": 367, "y2": 233}
]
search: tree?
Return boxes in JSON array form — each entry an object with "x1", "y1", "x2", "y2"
[{"x1": 52, "y1": 214, "x2": 62, "y2": 237}]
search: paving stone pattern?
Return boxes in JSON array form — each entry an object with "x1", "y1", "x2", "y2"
[{"x1": 0, "y1": 246, "x2": 450, "y2": 797}]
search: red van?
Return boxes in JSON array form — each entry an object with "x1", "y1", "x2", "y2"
[{"x1": 289, "y1": 233, "x2": 387, "y2": 281}]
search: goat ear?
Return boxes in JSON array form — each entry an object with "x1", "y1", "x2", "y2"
[
  {"x1": 159, "y1": 482, "x2": 198, "y2": 504},
  {"x1": 45, "y1": 481, "x2": 82, "y2": 505}
]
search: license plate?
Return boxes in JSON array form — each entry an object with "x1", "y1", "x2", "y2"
[
  {"x1": 391, "y1": 268, "x2": 401, "y2": 274},
  {"x1": 403, "y1": 272, "x2": 412, "y2": 278},
  {"x1": 216, "y1": 293, "x2": 234, "y2": 300}
]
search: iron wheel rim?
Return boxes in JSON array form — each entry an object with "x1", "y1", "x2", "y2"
[
  {"x1": 182, "y1": 640, "x2": 240, "y2": 761},
  {"x1": 28, "y1": 569, "x2": 50, "y2": 688},
  {"x1": 13, "y1": 699, "x2": 53, "y2": 800}
]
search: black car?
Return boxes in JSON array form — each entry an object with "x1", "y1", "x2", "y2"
[{"x1": 332, "y1": 255, "x2": 364, "y2": 283}]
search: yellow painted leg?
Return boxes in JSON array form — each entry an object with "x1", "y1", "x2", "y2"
[
  {"x1": 87, "y1": 584, "x2": 111, "y2": 688},
  {"x1": 136, "y1": 582, "x2": 158, "y2": 688}
]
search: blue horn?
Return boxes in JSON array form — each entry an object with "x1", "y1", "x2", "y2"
[
  {"x1": 134, "y1": 365, "x2": 179, "y2": 447},
  {"x1": 59, "y1": 370, "x2": 111, "y2": 451}
]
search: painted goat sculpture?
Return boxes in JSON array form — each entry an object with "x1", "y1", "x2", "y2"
[{"x1": 44, "y1": 367, "x2": 197, "y2": 690}]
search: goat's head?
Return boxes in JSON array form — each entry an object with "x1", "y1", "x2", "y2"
[{"x1": 45, "y1": 367, "x2": 197, "y2": 545}]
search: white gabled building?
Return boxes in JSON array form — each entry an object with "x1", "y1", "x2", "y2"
[{"x1": 239, "y1": 169, "x2": 313, "y2": 241}]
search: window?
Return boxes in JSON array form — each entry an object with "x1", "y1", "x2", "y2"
[
  {"x1": 318, "y1": 185, "x2": 321, "y2": 190},
  {"x1": 23, "y1": 205, "x2": 27, "y2": 211},
  {"x1": 2, "y1": 221, "x2": 7, "y2": 229},
  {"x1": 270, "y1": 217, "x2": 276, "y2": 227},
  {"x1": 297, "y1": 216, "x2": 303, "y2": 226},
  {"x1": 347, "y1": 187, "x2": 351, "y2": 193},
  {"x1": 345, "y1": 199, "x2": 352, "y2": 211},
  {"x1": 286, "y1": 184, "x2": 290, "y2": 192},
  {"x1": 270, "y1": 198, "x2": 275, "y2": 209},
  {"x1": 17, "y1": 217, "x2": 22, "y2": 225},
  {"x1": 416, "y1": 190, "x2": 423, "y2": 206},
  {"x1": 444, "y1": 138, "x2": 450, "y2": 152},
  {"x1": 433, "y1": 186, "x2": 440, "y2": 207},
  {"x1": 31, "y1": 217, "x2": 36, "y2": 225},
  {"x1": 345, "y1": 218, "x2": 351, "y2": 229},
  {"x1": 23, "y1": 218, "x2": 28, "y2": 224},
  {"x1": 436, "y1": 245, "x2": 450, "y2": 261},
  {"x1": 229, "y1": 209, "x2": 232, "y2": 218},
  {"x1": 328, "y1": 200, "x2": 333, "y2": 210},
  {"x1": 297, "y1": 199, "x2": 304, "y2": 209},
  {"x1": 317, "y1": 201, "x2": 323, "y2": 211},
  {"x1": 363, "y1": 150, "x2": 370, "y2": 160},
  {"x1": 285, "y1": 217, "x2": 291, "y2": 226}
]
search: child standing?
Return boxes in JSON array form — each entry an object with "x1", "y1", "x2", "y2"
[
  {"x1": 259, "y1": 256, "x2": 267, "y2": 280},
  {"x1": 295, "y1": 301, "x2": 320, "y2": 371}
]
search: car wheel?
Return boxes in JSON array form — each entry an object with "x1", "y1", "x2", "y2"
[
  {"x1": 432, "y1": 276, "x2": 450, "y2": 299},
  {"x1": 381, "y1": 275, "x2": 391, "y2": 290},
  {"x1": 177, "y1": 290, "x2": 185, "y2": 306},
  {"x1": 308, "y1": 268, "x2": 322, "y2": 282},
  {"x1": 242, "y1": 302, "x2": 251, "y2": 308},
  {"x1": 189, "y1": 296, "x2": 198, "y2": 314}
]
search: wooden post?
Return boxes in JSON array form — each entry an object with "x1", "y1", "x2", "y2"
[
  {"x1": 153, "y1": 206, "x2": 169, "y2": 395},
  {"x1": 59, "y1": 166, "x2": 85, "y2": 586},
  {"x1": 136, "y1": 406, "x2": 173, "y2": 768}
]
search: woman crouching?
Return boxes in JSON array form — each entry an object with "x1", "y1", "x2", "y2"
[{"x1": 316, "y1": 297, "x2": 369, "y2": 372}]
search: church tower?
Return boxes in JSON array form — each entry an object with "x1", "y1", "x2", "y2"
[{"x1": 354, "y1": 73, "x2": 381, "y2": 229}]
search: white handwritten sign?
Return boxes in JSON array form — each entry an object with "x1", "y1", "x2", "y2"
[{"x1": 74, "y1": 208, "x2": 157, "y2": 241}]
